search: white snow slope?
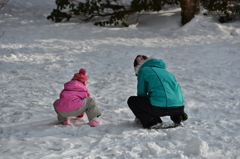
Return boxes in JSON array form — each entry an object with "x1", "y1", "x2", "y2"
[{"x1": 0, "y1": 0, "x2": 240, "y2": 159}]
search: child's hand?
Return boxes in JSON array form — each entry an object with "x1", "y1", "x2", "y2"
[{"x1": 87, "y1": 92, "x2": 90, "y2": 97}]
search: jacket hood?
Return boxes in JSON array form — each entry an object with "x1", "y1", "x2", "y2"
[
  {"x1": 135, "y1": 57, "x2": 166, "y2": 75},
  {"x1": 64, "y1": 80, "x2": 87, "y2": 92}
]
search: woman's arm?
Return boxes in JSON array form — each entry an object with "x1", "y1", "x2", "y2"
[{"x1": 137, "y1": 69, "x2": 148, "y2": 97}]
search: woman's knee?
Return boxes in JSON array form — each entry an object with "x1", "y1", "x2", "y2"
[{"x1": 127, "y1": 96, "x2": 134, "y2": 106}]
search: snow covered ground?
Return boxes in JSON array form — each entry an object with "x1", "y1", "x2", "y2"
[{"x1": 0, "y1": 0, "x2": 240, "y2": 158}]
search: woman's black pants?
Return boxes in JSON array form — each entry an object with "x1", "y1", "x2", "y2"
[{"x1": 127, "y1": 96, "x2": 185, "y2": 128}]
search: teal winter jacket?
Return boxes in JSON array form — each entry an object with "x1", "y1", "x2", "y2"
[{"x1": 136, "y1": 58, "x2": 184, "y2": 107}]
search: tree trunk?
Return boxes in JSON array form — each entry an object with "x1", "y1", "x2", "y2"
[{"x1": 180, "y1": 0, "x2": 200, "y2": 25}]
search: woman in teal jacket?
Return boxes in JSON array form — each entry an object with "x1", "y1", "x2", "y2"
[{"x1": 127, "y1": 55, "x2": 187, "y2": 129}]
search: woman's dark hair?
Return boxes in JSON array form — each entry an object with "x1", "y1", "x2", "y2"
[{"x1": 133, "y1": 55, "x2": 148, "y2": 68}]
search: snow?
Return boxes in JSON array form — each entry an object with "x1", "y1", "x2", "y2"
[{"x1": 0, "y1": 0, "x2": 240, "y2": 158}]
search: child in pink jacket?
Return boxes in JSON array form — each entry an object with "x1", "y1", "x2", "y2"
[{"x1": 53, "y1": 68, "x2": 101, "y2": 127}]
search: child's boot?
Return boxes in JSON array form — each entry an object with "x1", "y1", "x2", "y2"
[
  {"x1": 62, "y1": 117, "x2": 71, "y2": 125},
  {"x1": 89, "y1": 118, "x2": 100, "y2": 127},
  {"x1": 62, "y1": 120, "x2": 71, "y2": 125}
]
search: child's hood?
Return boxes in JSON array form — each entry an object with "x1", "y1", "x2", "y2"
[{"x1": 64, "y1": 80, "x2": 88, "y2": 92}]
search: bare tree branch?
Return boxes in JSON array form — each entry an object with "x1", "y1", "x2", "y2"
[
  {"x1": 0, "y1": 1, "x2": 9, "y2": 37},
  {"x1": 0, "y1": 0, "x2": 10, "y2": 10},
  {"x1": 0, "y1": 31, "x2": 4, "y2": 37}
]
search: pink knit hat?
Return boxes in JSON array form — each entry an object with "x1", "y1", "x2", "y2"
[{"x1": 71, "y1": 68, "x2": 88, "y2": 85}]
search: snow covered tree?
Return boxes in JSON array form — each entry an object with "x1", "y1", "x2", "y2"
[
  {"x1": 201, "y1": 0, "x2": 240, "y2": 23},
  {"x1": 47, "y1": 0, "x2": 179, "y2": 26},
  {"x1": 47, "y1": 0, "x2": 239, "y2": 27}
]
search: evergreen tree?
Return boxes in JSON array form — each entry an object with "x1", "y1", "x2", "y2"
[{"x1": 47, "y1": 0, "x2": 240, "y2": 27}]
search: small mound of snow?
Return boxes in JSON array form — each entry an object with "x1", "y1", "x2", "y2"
[
  {"x1": 167, "y1": 128, "x2": 190, "y2": 141},
  {"x1": 146, "y1": 142, "x2": 162, "y2": 155},
  {"x1": 184, "y1": 137, "x2": 209, "y2": 156},
  {"x1": 19, "y1": 76, "x2": 33, "y2": 80}
]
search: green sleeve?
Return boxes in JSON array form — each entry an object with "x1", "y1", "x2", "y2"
[{"x1": 137, "y1": 68, "x2": 148, "y2": 97}]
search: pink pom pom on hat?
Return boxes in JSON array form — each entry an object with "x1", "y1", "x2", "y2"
[
  {"x1": 72, "y1": 68, "x2": 88, "y2": 85},
  {"x1": 79, "y1": 68, "x2": 86, "y2": 75}
]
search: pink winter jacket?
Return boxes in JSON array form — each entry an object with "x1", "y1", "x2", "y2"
[{"x1": 55, "y1": 80, "x2": 90, "y2": 112}]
